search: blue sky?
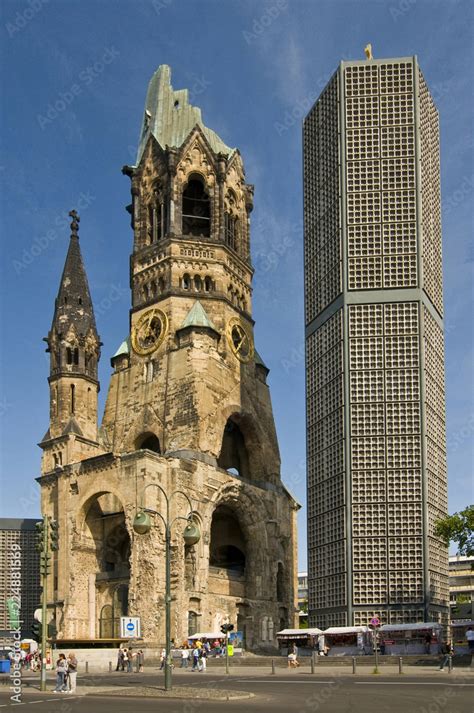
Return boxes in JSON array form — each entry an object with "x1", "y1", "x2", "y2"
[{"x1": 0, "y1": 0, "x2": 472, "y2": 569}]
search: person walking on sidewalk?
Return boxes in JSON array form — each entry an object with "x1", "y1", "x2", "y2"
[
  {"x1": 67, "y1": 653, "x2": 78, "y2": 694},
  {"x1": 438, "y1": 640, "x2": 454, "y2": 670}
]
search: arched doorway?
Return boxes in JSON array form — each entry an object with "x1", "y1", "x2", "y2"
[
  {"x1": 210, "y1": 505, "x2": 246, "y2": 574},
  {"x1": 82, "y1": 492, "x2": 131, "y2": 638}
]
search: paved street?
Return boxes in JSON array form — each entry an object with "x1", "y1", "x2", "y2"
[{"x1": 1, "y1": 668, "x2": 473, "y2": 712}]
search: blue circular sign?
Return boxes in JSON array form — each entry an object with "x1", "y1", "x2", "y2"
[{"x1": 126, "y1": 622, "x2": 135, "y2": 631}]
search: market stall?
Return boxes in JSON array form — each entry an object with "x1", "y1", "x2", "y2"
[
  {"x1": 322, "y1": 626, "x2": 371, "y2": 656},
  {"x1": 276, "y1": 628, "x2": 322, "y2": 656},
  {"x1": 450, "y1": 620, "x2": 474, "y2": 655},
  {"x1": 379, "y1": 623, "x2": 443, "y2": 655}
]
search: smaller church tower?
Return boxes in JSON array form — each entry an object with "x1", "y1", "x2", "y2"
[{"x1": 40, "y1": 211, "x2": 102, "y2": 472}]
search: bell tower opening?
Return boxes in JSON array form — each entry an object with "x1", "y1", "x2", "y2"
[
  {"x1": 182, "y1": 174, "x2": 210, "y2": 237},
  {"x1": 217, "y1": 418, "x2": 250, "y2": 478}
]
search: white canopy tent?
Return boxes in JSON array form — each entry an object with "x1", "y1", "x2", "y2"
[{"x1": 187, "y1": 632, "x2": 223, "y2": 640}]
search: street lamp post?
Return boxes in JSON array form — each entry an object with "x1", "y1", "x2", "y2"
[{"x1": 133, "y1": 484, "x2": 200, "y2": 691}]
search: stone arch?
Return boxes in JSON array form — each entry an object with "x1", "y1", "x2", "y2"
[
  {"x1": 74, "y1": 490, "x2": 131, "y2": 639},
  {"x1": 122, "y1": 406, "x2": 164, "y2": 455},
  {"x1": 182, "y1": 172, "x2": 211, "y2": 237},
  {"x1": 216, "y1": 408, "x2": 265, "y2": 480},
  {"x1": 134, "y1": 432, "x2": 161, "y2": 453}
]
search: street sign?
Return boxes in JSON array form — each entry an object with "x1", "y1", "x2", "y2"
[
  {"x1": 370, "y1": 617, "x2": 380, "y2": 627},
  {"x1": 120, "y1": 616, "x2": 141, "y2": 638}
]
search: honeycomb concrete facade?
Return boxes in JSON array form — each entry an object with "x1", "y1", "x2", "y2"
[
  {"x1": 38, "y1": 66, "x2": 298, "y2": 649},
  {"x1": 304, "y1": 56, "x2": 449, "y2": 629}
]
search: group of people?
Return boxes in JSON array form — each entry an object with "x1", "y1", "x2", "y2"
[
  {"x1": 177, "y1": 640, "x2": 211, "y2": 672},
  {"x1": 115, "y1": 646, "x2": 145, "y2": 672},
  {"x1": 53, "y1": 652, "x2": 78, "y2": 693}
]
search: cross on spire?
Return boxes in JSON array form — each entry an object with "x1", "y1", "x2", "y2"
[{"x1": 69, "y1": 209, "x2": 80, "y2": 237}]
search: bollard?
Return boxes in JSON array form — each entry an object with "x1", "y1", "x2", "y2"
[
  {"x1": 448, "y1": 655, "x2": 453, "y2": 673},
  {"x1": 271, "y1": 658, "x2": 275, "y2": 675},
  {"x1": 311, "y1": 654, "x2": 315, "y2": 674},
  {"x1": 109, "y1": 661, "x2": 112, "y2": 673},
  {"x1": 398, "y1": 657, "x2": 403, "y2": 674},
  {"x1": 352, "y1": 657, "x2": 356, "y2": 675},
  {"x1": 85, "y1": 661, "x2": 89, "y2": 674}
]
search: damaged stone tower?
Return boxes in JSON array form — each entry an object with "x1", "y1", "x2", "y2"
[{"x1": 38, "y1": 65, "x2": 299, "y2": 649}]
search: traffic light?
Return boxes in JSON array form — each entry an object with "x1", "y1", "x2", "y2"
[
  {"x1": 35, "y1": 521, "x2": 44, "y2": 552},
  {"x1": 40, "y1": 551, "x2": 51, "y2": 577},
  {"x1": 31, "y1": 620, "x2": 42, "y2": 643},
  {"x1": 50, "y1": 520, "x2": 59, "y2": 551},
  {"x1": 220, "y1": 623, "x2": 234, "y2": 635}
]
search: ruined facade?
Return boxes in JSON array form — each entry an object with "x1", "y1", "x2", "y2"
[{"x1": 38, "y1": 65, "x2": 299, "y2": 649}]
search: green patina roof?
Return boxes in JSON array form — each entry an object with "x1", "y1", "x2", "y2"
[
  {"x1": 180, "y1": 301, "x2": 217, "y2": 331},
  {"x1": 112, "y1": 336, "x2": 130, "y2": 359},
  {"x1": 136, "y1": 65, "x2": 234, "y2": 164}
]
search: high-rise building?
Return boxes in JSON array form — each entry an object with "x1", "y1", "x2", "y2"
[
  {"x1": 37, "y1": 65, "x2": 298, "y2": 648},
  {"x1": 0, "y1": 519, "x2": 41, "y2": 642},
  {"x1": 303, "y1": 55, "x2": 449, "y2": 629}
]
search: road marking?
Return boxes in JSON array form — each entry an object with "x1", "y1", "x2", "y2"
[
  {"x1": 354, "y1": 682, "x2": 474, "y2": 686},
  {"x1": 232, "y1": 679, "x2": 336, "y2": 684}
]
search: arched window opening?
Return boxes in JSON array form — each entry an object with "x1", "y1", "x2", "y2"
[
  {"x1": 70, "y1": 384, "x2": 75, "y2": 414},
  {"x1": 182, "y1": 175, "x2": 210, "y2": 237},
  {"x1": 188, "y1": 611, "x2": 198, "y2": 637},
  {"x1": 194, "y1": 275, "x2": 202, "y2": 291},
  {"x1": 204, "y1": 276, "x2": 213, "y2": 292},
  {"x1": 148, "y1": 201, "x2": 163, "y2": 244},
  {"x1": 209, "y1": 505, "x2": 246, "y2": 575},
  {"x1": 276, "y1": 563, "x2": 285, "y2": 601},
  {"x1": 158, "y1": 276, "x2": 165, "y2": 293},
  {"x1": 150, "y1": 280, "x2": 157, "y2": 298},
  {"x1": 78, "y1": 297, "x2": 82, "y2": 305},
  {"x1": 73, "y1": 348, "x2": 79, "y2": 366},
  {"x1": 217, "y1": 419, "x2": 250, "y2": 478},
  {"x1": 99, "y1": 604, "x2": 114, "y2": 639},
  {"x1": 182, "y1": 274, "x2": 191, "y2": 290},
  {"x1": 143, "y1": 283, "x2": 150, "y2": 301},
  {"x1": 135, "y1": 433, "x2": 161, "y2": 453},
  {"x1": 224, "y1": 213, "x2": 238, "y2": 251},
  {"x1": 66, "y1": 347, "x2": 72, "y2": 365}
]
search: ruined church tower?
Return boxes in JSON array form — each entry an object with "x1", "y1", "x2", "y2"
[{"x1": 39, "y1": 65, "x2": 298, "y2": 650}]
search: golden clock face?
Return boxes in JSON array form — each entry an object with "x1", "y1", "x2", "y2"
[
  {"x1": 131, "y1": 308, "x2": 168, "y2": 355},
  {"x1": 226, "y1": 318, "x2": 254, "y2": 363}
]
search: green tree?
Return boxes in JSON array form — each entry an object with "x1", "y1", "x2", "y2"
[{"x1": 434, "y1": 505, "x2": 474, "y2": 556}]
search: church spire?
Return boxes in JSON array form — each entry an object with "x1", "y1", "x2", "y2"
[{"x1": 45, "y1": 210, "x2": 101, "y2": 382}]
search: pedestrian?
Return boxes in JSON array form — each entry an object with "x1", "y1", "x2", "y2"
[
  {"x1": 425, "y1": 633, "x2": 432, "y2": 654},
  {"x1": 122, "y1": 648, "x2": 129, "y2": 672},
  {"x1": 199, "y1": 646, "x2": 207, "y2": 673},
  {"x1": 53, "y1": 654, "x2": 68, "y2": 693},
  {"x1": 67, "y1": 652, "x2": 78, "y2": 694},
  {"x1": 127, "y1": 648, "x2": 134, "y2": 673},
  {"x1": 137, "y1": 650, "x2": 144, "y2": 673},
  {"x1": 159, "y1": 648, "x2": 166, "y2": 670},
  {"x1": 116, "y1": 647, "x2": 124, "y2": 672},
  {"x1": 438, "y1": 640, "x2": 454, "y2": 671},
  {"x1": 192, "y1": 647, "x2": 200, "y2": 671},
  {"x1": 466, "y1": 627, "x2": 474, "y2": 654},
  {"x1": 181, "y1": 647, "x2": 190, "y2": 669}
]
